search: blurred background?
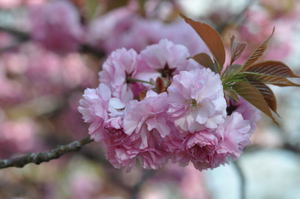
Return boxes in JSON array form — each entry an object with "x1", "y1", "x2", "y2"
[{"x1": 0, "y1": 0, "x2": 300, "y2": 198}]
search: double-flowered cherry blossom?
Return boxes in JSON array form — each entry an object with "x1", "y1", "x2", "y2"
[
  {"x1": 79, "y1": 39, "x2": 259, "y2": 170},
  {"x1": 168, "y1": 68, "x2": 226, "y2": 132}
]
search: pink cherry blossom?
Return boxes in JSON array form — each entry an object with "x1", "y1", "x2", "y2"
[
  {"x1": 234, "y1": 98, "x2": 261, "y2": 133},
  {"x1": 182, "y1": 112, "x2": 251, "y2": 170},
  {"x1": 124, "y1": 91, "x2": 171, "y2": 148},
  {"x1": 104, "y1": 128, "x2": 169, "y2": 169},
  {"x1": 106, "y1": 124, "x2": 170, "y2": 169},
  {"x1": 214, "y1": 112, "x2": 251, "y2": 162},
  {"x1": 99, "y1": 48, "x2": 138, "y2": 99},
  {"x1": 181, "y1": 129, "x2": 218, "y2": 169},
  {"x1": 29, "y1": 0, "x2": 83, "y2": 53},
  {"x1": 78, "y1": 83, "x2": 129, "y2": 141},
  {"x1": 81, "y1": 89, "x2": 171, "y2": 169},
  {"x1": 168, "y1": 68, "x2": 227, "y2": 132},
  {"x1": 136, "y1": 39, "x2": 198, "y2": 81}
]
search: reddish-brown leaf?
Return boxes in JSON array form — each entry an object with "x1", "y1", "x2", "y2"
[
  {"x1": 232, "y1": 81, "x2": 277, "y2": 124},
  {"x1": 243, "y1": 28, "x2": 275, "y2": 70},
  {"x1": 181, "y1": 14, "x2": 226, "y2": 68},
  {"x1": 191, "y1": 53, "x2": 215, "y2": 71},
  {"x1": 230, "y1": 35, "x2": 247, "y2": 65},
  {"x1": 246, "y1": 77, "x2": 277, "y2": 113},
  {"x1": 244, "y1": 73, "x2": 300, "y2": 87},
  {"x1": 245, "y1": 61, "x2": 300, "y2": 78}
]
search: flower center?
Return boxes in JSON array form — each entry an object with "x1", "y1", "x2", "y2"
[{"x1": 187, "y1": 98, "x2": 201, "y2": 109}]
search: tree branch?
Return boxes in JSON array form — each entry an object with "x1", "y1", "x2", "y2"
[
  {"x1": 0, "y1": 136, "x2": 93, "y2": 169},
  {"x1": 0, "y1": 25, "x2": 30, "y2": 41},
  {"x1": 0, "y1": 25, "x2": 105, "y2": 58},
  {"x1": 217, "y1": 0, "x2": 257, "y2": 34},
  {"x1": 233, "y1": 161, "x2": 246, "y2": 199}
]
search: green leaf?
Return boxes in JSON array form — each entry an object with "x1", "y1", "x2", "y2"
[
  {"x1": 232, "y1": 81, "x2": 278, "y2": 124},
  {"x1": 181, "y1": 14, "x2": 226, "y2": 69},
  {"x1": 245, "y1": 60, "x2": 300, "y2": 78},
  {"x1": 85, "y1": 0, "x2": 100, "y2": 19},
  {"x1": 222, "y1": 64, "x2": 243, "y2": 81},
  {"x1": 243, "y1": 27, "x2": 275, "y2": 71}
]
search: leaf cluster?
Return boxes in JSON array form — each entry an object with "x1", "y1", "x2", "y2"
[{"x1": 182, "y1": 15, "x2": 300, "y2": 124}]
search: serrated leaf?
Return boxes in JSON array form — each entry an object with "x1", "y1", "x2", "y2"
[
  {"x1": 191, "y1": 53, "x2": 215, "y2": 71},
  {"x1": 244, "y1": 72, "x2": 300, "y2": 87},
  {"x1": 230, "y1": 35, "x2": 247, "y2": 65},
  {"x1": 232, "y1": 81, "x2": 277, "y2": 124},
  {"x1": 246, "y1": 77, "x2": 277, "y2": 113},
  {"x1": 243, "y1": 28, "x2": 275, "y2": 71},
  {"x1": 245, "y1": 61, "x2": 300, "y2": 78},
  {"x1": 181, "y1": 14, "x2": 226, "y2": 68}
]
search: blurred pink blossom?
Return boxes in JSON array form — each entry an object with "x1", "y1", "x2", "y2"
[
  {"x1": 29, "y1": 0, "x2": 83, "y2": 53},
  {"x1": 0, "y1": 118, "x2": 41, "y2": 158},
  {"x1": 0, "y1": 0, "x2": 21, "y2": 8},
  {"x1": 86, "y1": 8, "x2": 210, "y2": 55},
  {"x1": 238, "y1": 8, "x2": 297, "y2": 61},
  {"x1": 0, "y1": 63, "x2": 25, "y2": 105}
]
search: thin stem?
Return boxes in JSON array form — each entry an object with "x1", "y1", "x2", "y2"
[
  {"x1": 0, "y1": 136, "x2": 93, "y2": 169},
  {"x1": 127, "y1": 77, "x2": 154, "y2": 85},
  {"x1": 233, "y1": 161, "x2": 246, "y2": 199}
]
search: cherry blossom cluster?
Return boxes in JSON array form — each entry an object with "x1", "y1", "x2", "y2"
[
  {"x1": 28, "y1": 1, "x2": 209, "y2": 55},
  {"x1": 78, "y1": 39, "x2": 260, "y2": 170}
]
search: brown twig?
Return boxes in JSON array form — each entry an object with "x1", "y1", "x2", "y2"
[
  {"x1": 0, "y1": 25, "x2": 105, "y2": 57},
  {"x1": 217, "y1": 0, "x2": 257, "y2": 34},
  {"x1": 0, "y1": 136, "x2": 93, "y2": 169}
]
